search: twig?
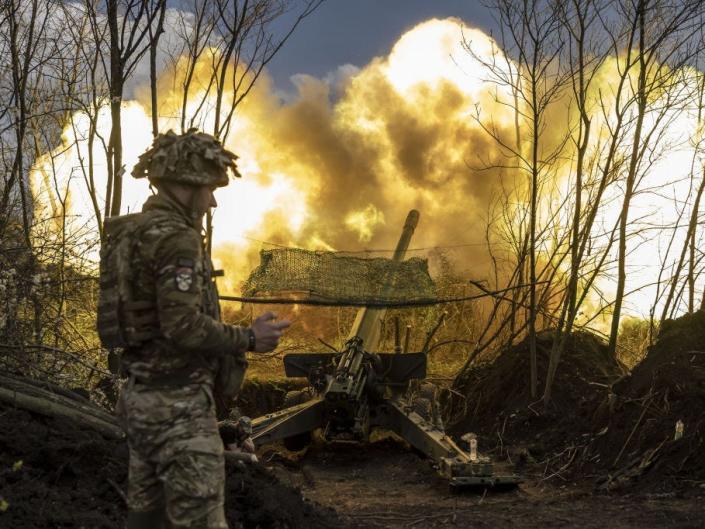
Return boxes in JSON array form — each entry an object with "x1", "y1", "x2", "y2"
[
  {"x1": 421, "y1": 311, "x2": 447, "y2": 354},
  {"x1": 542, "y1": 445, "x2": 579, "y2": 482},
  {"x1": 317, "y1": 337, "x2": 339, "y2": 353},
  {"x1": 0, "y1": 343, "x2": 111, "y2": 376},
  {"x1": 405, "y1": 509, "x2": 475, "y2": 527},
  {"x1": 496, "y1": 426, "x2": 505, "y2": 457},
  {"x1": 613, "y1": 395, "x2": 653, "y2": 467},
  {"x1": 526, "y1": 399, "x2": 542, "y2": 417},
  {"x1": 355, "y1": 512, "x2": 420, "y2": 521},
  {"x1": 425, "y1": 339, "x2": 473, "y2": 355},
  {"x1": 106, "y1": 478, "x2": 127, "y2": 506}
]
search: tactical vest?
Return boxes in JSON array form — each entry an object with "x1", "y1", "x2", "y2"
[
  {"x1": 97, "y1": 214, "x2": 159, "y2": 348},
  {"x1": 99, "y1": 207, "x2": 246, "y2": 414}
]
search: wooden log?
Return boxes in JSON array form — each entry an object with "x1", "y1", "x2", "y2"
[
  {"x1": 3, "y1": 373, "x2": 93, "y2": 404},
  {"x1": 0, "y1": 372, "x2": 124, "y2": 440},
  {"x1": 0, "y1": 373, "x2": 116, "y2": 423}
]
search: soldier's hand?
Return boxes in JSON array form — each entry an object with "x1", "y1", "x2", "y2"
[{"x1": 251, "y1": 311, "x2": 291, "y2": 353}]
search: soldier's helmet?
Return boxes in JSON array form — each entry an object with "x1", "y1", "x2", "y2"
[{"x1": 131, "y1": 128, "x2": 241, "y2": 187}]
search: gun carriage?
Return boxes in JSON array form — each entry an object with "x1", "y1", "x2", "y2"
[{"x1": 249, "y1": 210, "x2": 519, "y2": 488}]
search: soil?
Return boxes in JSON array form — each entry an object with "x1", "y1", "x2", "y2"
[
  {"x1": 0, "y1": 402, "x2": 344, "y2": 529},
  {"x1": 448, "y1": 330, "x2": 624, "y2": 461},
  {"x1": 585, "y1": 311, "x2": 705, "y2": 491},
  {"x1": 265, "y1": 436, "x2": 705, "y2": 528},
  {"x1": 254, "y1": 322, "x2": 705, "y2": 528},
  {"x1": 2, "y1": 387, "x2": 704, "y2": 529}
]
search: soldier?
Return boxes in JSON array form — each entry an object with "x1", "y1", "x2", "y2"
[{"x1": 109, "y1": 129, "x2": 290, "y2": 529}]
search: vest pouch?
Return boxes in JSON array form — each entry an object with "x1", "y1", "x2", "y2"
[
  {"x1": 121, "y1": 300, "x2": 160, "y2": 344},
  {"x1": 213, "y1": 354, "x2": 248, "y2": 419},
  {"x1": 97, "y1": 214, "x2": 155, "y2": 348}
]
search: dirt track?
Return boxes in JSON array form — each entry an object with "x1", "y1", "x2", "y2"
[{"x1": 266, "y1": 438, "x2": 705, "y2": 529}]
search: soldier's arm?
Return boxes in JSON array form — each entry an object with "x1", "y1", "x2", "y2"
[{"x1": 153, "y1": 228, "x2": 249, "y2": 357}]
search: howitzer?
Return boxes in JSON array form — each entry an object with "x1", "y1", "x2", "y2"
[{"x1": 250, "y1": 210, "x2": 519, "y2": 488}]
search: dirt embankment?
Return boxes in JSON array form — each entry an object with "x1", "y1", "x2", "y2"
[
  {"x1": 448, "y1": 314, "x2": 705, "y2": 492},
  {"x1": 585, "y1": 311, "x2": 705, "y2": 491},
  {"x1": 4, "y1": 312, "x2": 705, "y2": 528},
  {"x1": 448, "y1": 330, "x2": 623, "y2": 460},
  {"x1": 0, "y1": 401, "x2": 343, "y2": 529}
]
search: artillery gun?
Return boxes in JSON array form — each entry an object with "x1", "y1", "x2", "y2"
[{"x1": 250, "y1": 210, "x2": 519, "y2": 488}]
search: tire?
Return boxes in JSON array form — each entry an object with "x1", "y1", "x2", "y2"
[
  {"x1": 408, "y1": 382, "x2": 443, "y2": 429},
  {"x1": 283, "y1": 389, "x2": 309, "y2": 408}
]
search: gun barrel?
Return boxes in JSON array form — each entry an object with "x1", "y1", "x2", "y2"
[
  {"x1": 348, "y1": 210, "x2": 420, "y2": 349},
  {"x1": 392, "y1": 210, "x2": 419, "y2": 261}
]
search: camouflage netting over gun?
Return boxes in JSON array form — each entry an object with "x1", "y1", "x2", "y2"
[{"x1": 241, "y1": 248, "x2": 437, "y2": 306}]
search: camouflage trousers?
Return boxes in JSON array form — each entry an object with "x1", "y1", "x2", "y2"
[{"x1": 119, "y1": 381, "x2": 228, "y2": 529}]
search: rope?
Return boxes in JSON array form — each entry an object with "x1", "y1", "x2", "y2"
[{"x1": 219, "y1": 282, "x2": 542, "y2": 308}]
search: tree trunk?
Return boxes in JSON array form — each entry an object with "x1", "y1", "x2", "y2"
[
  {"x1": 608, "y1": 0, "x2": 648, "y2": 357},
  {"x1": 107, "y1": 0, "x2": 123, "y2": 217}
]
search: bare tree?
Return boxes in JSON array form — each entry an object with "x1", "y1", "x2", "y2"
[
  {"x1": 472, "y1": 0, "x2": 569, "y2": 398},
  {"x1": 658, "y1": 159, "x2": 705, "y2": 322},
  {"x1": 58, "y1": 1, "x2": 111, "y2": 239},
  {"x1": 607, "y1": 0, "x2": 704, "y2": 356},
  {"x1": 210, "y1": 0, "x2": 323, "y2": 140},
  {"x1": 0, "y1": 0, "x2": 69, "y2": 344},
  {"x1": 163, "y1": 0, "x2": 322, "y2": 253},
  {"x1": 148, "y1": 0, "x2": 167, "y2": 136},
  {"x1": 0, "y1": 0, "x2": 110, "y2": 382},
  {"x1": 93, "y1": 0, "x2": 165, "y2": 218},
  {"x1": 166, "y1": 0, "x2": 322, "y2": 139},
  {"x1": 653, "y1": 64, "x2": 705, "y2": 320},
  {"x1": 542, "y1": 0, "x2": 611, "y2": 407}
]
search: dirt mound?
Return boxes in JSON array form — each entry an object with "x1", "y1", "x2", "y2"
[
  {"x1": 0, "y1": 402, "x2": 344, "y2": 528},
  {"x1": 612, "y1": 310, "x2": 705, "y2": 398},
  {"x1": 586, "y1": 311, "x2": 705, "y2": 491},
  {"x1": 449, "y1": 330, "x2": 623, "y2": 458}
]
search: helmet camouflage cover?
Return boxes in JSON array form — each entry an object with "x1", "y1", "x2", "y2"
[{"x1": 131, "y1": 128, "x2": 241, "y2": 187}]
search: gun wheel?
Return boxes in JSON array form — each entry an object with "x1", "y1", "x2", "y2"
[{"x1": 406, "y1": 381, "x2": 442, "y2": 428}]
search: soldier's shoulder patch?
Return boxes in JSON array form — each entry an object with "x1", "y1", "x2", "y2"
[{"x1": 175, "y1": 266, "x2": 194, "y2": 292}]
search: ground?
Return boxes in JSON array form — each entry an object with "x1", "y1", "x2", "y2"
[
  {"x1": 2, "y1": 392, "x2": 705, "y2": 529},
  {"x1": 0, "y1": 403, "x2": 342, "y2": 529},
  {"x1": 3, "y1": 314, "x2": 705, "y2": 528},
  {"x1": 265, "y1": 438, "x2": 705, "y2": 528}
]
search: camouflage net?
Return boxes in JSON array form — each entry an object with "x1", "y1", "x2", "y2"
[{"x1": 241, "y1": 248, "x2": 437, "y2": 306}]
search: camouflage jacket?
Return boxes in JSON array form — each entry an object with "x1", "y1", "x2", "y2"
[{"x1": 120, "y1": 193, "x2": 249, "y2": 385}]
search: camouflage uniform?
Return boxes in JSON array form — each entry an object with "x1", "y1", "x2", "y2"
[{"x1": 115, "y1": 130, "x2": 247, "y2": 529}]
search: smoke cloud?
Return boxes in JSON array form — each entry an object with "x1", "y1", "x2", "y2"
[
  {"x1": 32, "y1": 16, "x2": 700, "y2": 316},
  {"x1": 205, "y1": 18, "x2": 516, "y2": 290}
]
